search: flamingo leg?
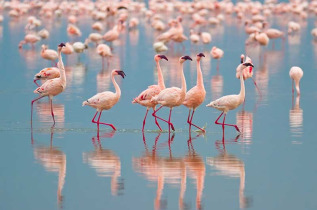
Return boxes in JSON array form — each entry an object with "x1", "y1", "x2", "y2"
[
  {"x1": 168, "y1": 108, "x2": 174, "y2": 133},
  {"x1": 187, "y1": 109, "x2": 192, "y2": 132},
  {"x1": 142, "y1": 108, "x2": 149, "y2": 132},
  {"x1": 33, "y1": 80, "x2": 40, "y2": 87},
  {"x1": 215, "y1": 112, "x2": 240, "y2": 132},
  {"x1": 189, "y1": 110, "x2": 205, "y2": 132},
  {"x1": 152, "y1": 107, "x2": 162, "y2": 131},
  {"x1": 31, "y1": 95, "x2": 45, "y2": 122},
  {"x1": 152, "y1": 105, "x2": 175, "y2": 131},
  {"x1": 292, "y1": 79, "x2": 294, "y2": 94},
  {"x1": 50, "y1": 98, "x2": 55, "y2": 126},
  {"x1": 97, "y1": 110, "x2": 117, "y2": 131}
]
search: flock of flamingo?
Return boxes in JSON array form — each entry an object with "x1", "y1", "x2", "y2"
[{"x1": 2, "y1": 0, "x2": 304, "y2": 133}]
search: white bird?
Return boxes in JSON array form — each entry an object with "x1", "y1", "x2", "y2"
[
  {"x1": 289, "y1": 66, "x2": 303, "y2": 95},
  {"x1": 206, "y1": 61, "x2": 254, "y2": 132}
]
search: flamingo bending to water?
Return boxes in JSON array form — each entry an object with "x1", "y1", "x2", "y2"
[
  {"x1": 206, "y1": 60, "x2": 254, "y2": 132},
  {"x1": 132, "y1": 54, "x2": 168, "y2": 132},
  {"x1": 33, "y1": 67, "x2": 60, "y2": 87},
  {"x1": 183, "y1": 53, "x2": 206, "y2": 132},
  {"x1": 31, "y1": 43, "x2": 66, "y2": 126},
  {"x1": 289, "y1": 66, "x2": 303, "y2": 95},
  {"x1": 82, "y1": 70, "x2": 126, "y2": 131},
  {"x1": 151, "y1": 56, "x2": 192, "y2": 132}
]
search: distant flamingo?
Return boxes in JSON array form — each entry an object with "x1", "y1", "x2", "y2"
[
  {"x1": 41, "y1": 44, "x2": 58, "y2": 64},
  {"x1": 96, "y1": 43, "x2": 112, "y2": 67},
  {"x1": 103, "y1": 20, "x2": 123, "y2": 43},
  {"x1": 67, "y1": 24, "x2": 81, "y2": 37},
  {"x1": 183, "y1": 53, "x2": 206, "y2": 132},
  {"x1": 151, "y1": 56, "x2": 192, "y2": 132},
  {"x1": 82, "y1": 70, "x2": 126, "y2": 131},
  {"x1": 33, "y1": 67, "x2": 60, "y2": 87},
  {"x1": 31, "y1": 43, "x2": 66, "y2": 126},
  {"x1": 206, "y1": 60, "x2": 254, "y2": 133},
  {"x1": 132, "y1": 54, "x2": 168, "y2": 132},
  {"x1": 210, "y1": 46, "x2": 224, "y2": 70},
  {"x1": 289, "y1": 66, "x2": 303, "y2": 95},
  {"x1": 61, "y1": 42, "x2": 74, "y2": 55},
  {"x1": 18, "y1": 34, "x2": 41, "y2": 49}
]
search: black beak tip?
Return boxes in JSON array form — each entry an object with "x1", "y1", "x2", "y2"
[
  {"x1": 58, "y1": 43, "x2": 66, "y2": 47},
  {"x1": 182, "y1": 55, "x2": 192, "y2": 61},
  {"x1": 197, "y1": 53, "x2": 205, "y2": 57},
  {"x1": 116, "y1": 70, "x2": 126, "y2": 78},
  {"x1": 158, "y1": 55, "x2": 168, "y2": 61}
]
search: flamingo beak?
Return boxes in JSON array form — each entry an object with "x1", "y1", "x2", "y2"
[
  {"x1": 158, "y1": 55, "x2": 168, "y2": 61},
  {"x1": 115, "y1": 70, "x2": 126, "y2": 78},
  {"x1": 181, "y1": 55, "x2": 192, "y2": 61},
  {"x1": 58, "y1": 43, "x2": 66, "y2": 47},
  {"x1": 197, "y1": 53, "x2": 205, "y2": 57}
]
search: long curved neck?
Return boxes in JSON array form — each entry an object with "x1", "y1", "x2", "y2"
[
  {"x1": 58, "y1": 49, "x2": 66, "y2": 85},
  {"x1": 180, "y1": 62, "x2": 186, "y2": 93},
  {"x1": 196, "y1": 59, "x2": 204, "y2": 88},
  {"x1": 239, "y1": 68, "x2": 245, "y2": 101},
  {"x1": 156, "y1": 60, "x2": 165, "y2": 89},
  {"x1": 112, "y1": 73, "x2": 121, "y2": 98}
]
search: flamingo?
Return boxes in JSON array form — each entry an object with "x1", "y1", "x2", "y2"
[
  {"x1": 67, "y1": 24, "x2": 81, "y2": 37},
  {"x1": 151, "y1": 56, "x2": 192, "y2": 132},
  {"x1": 82, "y1": 70, "x2": 126, "y2": 131},
  {"x1": 96, "y1": 43, "x2": 112, "y2": 67},
  {"x1": 61, "y1": 42, "x2": 74, "y2": 55},
  {"x1": 41, "y1": 45, "x2": 58, "y2": 64},
  {"x1": 33, "y1": 67, "x2": 60, "y2": 87},
  {"x1": 206, "y1": 60, "x2": 254, "y2": 133},
  {"x1": 18, "y1": 34, "x2": 41, "y2": 49},
  {"x1": 103, "y1": 20, "x2": 123, "y2": 43},
  {"x1": 31, "y1": 43, "x2": 66, "y2": 126},
  {"x1": 236, "y1": 54, "x2": 260, "y2": 94},
  {"x1": 210, "y1": 46, "x2": 224, "y2": 70},
  {"x1": 132, "y1": 54, "x2": 168, "y2": 132},
  {"x1": 289, "y1": 66, "x2": 303, "y2": 95},
  {"x1": 183, "y1": 53, "x2": 206, "y2": 132}
]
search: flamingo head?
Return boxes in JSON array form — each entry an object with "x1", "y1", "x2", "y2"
[
  {"x1": 58, "y1": 43, "x2": 66, "y2": 47},
  {"x1": 243, "y1": 62, "x2": 254, "y2": 73},
  {"x1": 114, "y1": 70, "x2": 126, "y2": 78},
  {"x1": 156, "y1": 54, "x2": 168, "y2": 61},
  {"x1": 240, "y1": 54, "x2": 245, "y2": 63},
  {"x1": 180, "y1": 55, "x2": 192, "y2": 63},
  {"x1": 197, "y1": 53, "x2": 205, "y2": 61}
]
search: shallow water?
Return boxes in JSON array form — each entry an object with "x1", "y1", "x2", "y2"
[{"x1": 1, "y1": 9, "x2": 317, "y2": 210}]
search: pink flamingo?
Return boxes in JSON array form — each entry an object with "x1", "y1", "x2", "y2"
[
  {"x1": 236, "y1": 54, "x2": 260, "y2": 95},
  {"x1": 61, "y1": 42, "x2": 74, "y2": 55},
  {"x1": 103, "y1": 20, "x2": 123, "y2": 43},
  {"x1": 41, "y1": 45, "x2": 58, "y2": 65},
  {"x1": 151, "y1": 56, "x2": 192, "y2": 132},
  {"x1": 210, "y1": 46, "x2": 224, "y2": 70},
  {"x1": 18, "y1": 34, "x2": 41, "y2": 49},
  {"x1": 82, "y1": 70, "x2": 126, "y2": 131},
  {"x1": 31, "y1": 43, "x2": 66, "y2": 126},
  {"x1": 33, "y1": 67, "x2": 60, "y2": 87},
  {"x1": 183, "y1": 53, "x2": 206, "y2": 132},
  {"x1": 132, "y1": 54, "x2": 168, "y2": 132},
  {"x1": 206, "y1": 60, "x2": 254, "y2": 133},
  {"x1": 289, "y1": 66, "x2": 303, "y2": 95},
  {"x1": 96, "y1": 43, "x2": 112, "y2": 67}
]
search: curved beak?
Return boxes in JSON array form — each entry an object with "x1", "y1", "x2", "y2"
[
  {"x1": 58, "y1": 43, "x2": 66, "y2": 47},
  {"x1": 116, "y1": 70, "x2": 126, "y2": 78},
  {"x1": 158, "y1": 55, "x2": 168, "y2": 61},
  {"x1": 243, "y1": 63, "x2": 254, "y2": 68},
  {"x1": 181, "y1": 55, "x2": 192, "y2": 61},
  {"x1": 197, "y1": 53, "x2": 205, "y2": 57}
]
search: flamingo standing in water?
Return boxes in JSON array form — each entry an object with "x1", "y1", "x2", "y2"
[
  {"x1": 82, "y1": 70, "x2": 126, "y2": 131},
  {"x1": 41, "y1": 45, "x2": 58, "y2": 65},
  {"x1": 183, "y1": 53, "x2": 206, "y2": 132},
  {"x1": 31, "y1": 43, "x2": 66, "y2": 126},
  {"x1": 151, "y1": 56, "x2": 192, "y2": 132},
  {"x1": 210, "y1": 46, "x2": 224, "y2": 70},
  {"x1": 206, "y1": 60, "x2": 254, "y2": 133},
  {"x1": 289, "y1": 66, "x2": 303, "y2": 95},
  {"x1": 132, "y1": 54, "x2": 168, "y2": 132}
]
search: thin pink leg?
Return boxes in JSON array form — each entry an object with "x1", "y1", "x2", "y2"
[
  {"x1": 33, "y1": 80, "x2": 40, "y2": 87},
  {"x1": 187, "y1": 109, "x2": 192, "y2": 132},
  {"x1": 91, "y1": 111, "x2": 99, "y2": 123},
  {"x1": 142, "y1": 108, "x2": 149, "y2": 132},
  {"x1": 215, "y1": 112, "x2": 240, "y2": 132},
  {"x1": 252, "y1": 78, "x2": 262, "y2": 97},
  {"x1": 152, "y1": 107, "x2": 162, "y2": 131},
  {"x1": 168, "y1": 108, "x2": 174, "y2": 133},
  {"x1": 31, "y1": 95, "x2": 44, "y2": 122},
  {"x1": 152, "y1": 105, "x2": 175, "y2": 130},
  {"x1": 214, "y1": 112, "x2": 224, "y2": 125},
  {"x1": 189, "y1": 110, "x2": 205, "y2": 132},
  {"x1": 50, "y1": 98, "x2": 55, "y2": 126},
  {"x1": 292, "y1": 79, "x2": 294, "y2": 95},
  {"x1": 97, "y1": 110, "x2": 117, "y2": 131}
]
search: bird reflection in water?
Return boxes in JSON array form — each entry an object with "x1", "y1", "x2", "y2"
[
  {"x1": 207, "y1": 134, "x2": 251, "y2": 209},
  {"x1": 134, "y1": 133, "x2": 187, "y2": 210},
  {"x1": 32, "y1": 128, "x2": 66, "y2": 208},
  {"x1": 19, "y1": 48, "x2": 39, "y2": 70},
  {"x1": 289, "y1": 95, "x2": 303, "y2": 140},
  {"x1": 185, "y1": 133, "x2": 206, "y2": 210},
  {"x1": 210, "y1": 73, "x2": 223, "y2": 101},
  {"x1": 36, "y1": 102, "x2": 65, "y2": 126},
  {"x1": 83, "y1": 131, "x2": 124, "y2": 196},
  {"x1": 236, "y1": 107, "x2": 253, "y2": 146},
  {"x1": 72, "y1": 62, "x2": 87, "y2": 86}
]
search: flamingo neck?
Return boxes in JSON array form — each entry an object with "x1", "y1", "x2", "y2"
[
  {"x1": 295, "y1": 80, "x2": 300, "y2": 95},
  {"x1": 58, "y1": 49, "x2": 66, "y2": 86},
  {"x1": 196, "y1": 59, "x2": 204, "y2": 88},
  {"x1": 180, "y1": 62, "x2": 187, "y2": 93},
  {"x1": 112, "y1": 73, "x2": 121, "y2": 98},
  {"x1": 239, "y1": 68, "x2": 245, "y2": 102},
  {"x1": 156, "y1": 60, "x2": 165, "y2": 89}
]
